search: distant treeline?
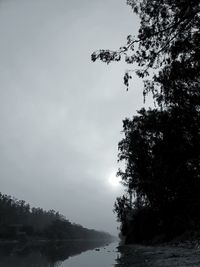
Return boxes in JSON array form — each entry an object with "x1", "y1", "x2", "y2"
[{"x1": 0, "y1": 193, "x2": 113, "y2": 241}]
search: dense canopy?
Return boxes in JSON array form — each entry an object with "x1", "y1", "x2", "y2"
[{"x1": 92, "y1": 0, "x2": 200, "y2": 242}]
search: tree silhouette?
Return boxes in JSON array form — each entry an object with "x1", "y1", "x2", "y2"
[
  {"x1": 92, "y1": 0, "x2": 200, "y2": 103},
  {"x1": 92, "y1": 0, "x2": 200, "y2": 242}
]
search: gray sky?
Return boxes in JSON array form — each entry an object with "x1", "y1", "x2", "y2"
[{"x1": 0, "y1": 0, "x2": 152, "y2": 235}]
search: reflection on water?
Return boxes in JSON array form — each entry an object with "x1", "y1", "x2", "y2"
[
  {"x1": 0, "y1": 240, "x2": 118, "y2": 267},
  {"x1": 60, "y1": 242, "x2": 119, "y2": 267}
]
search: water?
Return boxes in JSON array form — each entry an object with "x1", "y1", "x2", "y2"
[
  {"x1": 0, "y1": 240, "x2": 119, "y2": 267},
  {"x1": 60, "y1": 242, "x2": 118, "y2": 267}
]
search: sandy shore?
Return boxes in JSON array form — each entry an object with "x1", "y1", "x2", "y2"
[{"x1": 116, "y1": 243, "x2": 200, "y2": 266}]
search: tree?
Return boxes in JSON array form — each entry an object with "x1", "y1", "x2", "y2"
[
  {"x1": 92, "y1": 0, "x2": 200, "y2": 242},
  {"x1": 113, "y1": 106, "x2": 199, "y2": 241},
  {"x1": 92, "y1": 0, "x2": 200, "y2": 105},
  {"x1": 118, "y1": 108, "x2": 198, "y2": 211}
]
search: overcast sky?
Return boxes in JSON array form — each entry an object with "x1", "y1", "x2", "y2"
[{"x1": 0, "y1": 0, "x2": 152, "y2": 235}]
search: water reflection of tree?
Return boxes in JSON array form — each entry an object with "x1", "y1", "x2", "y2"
[{"x1": 0, "y1": 240, "x2": 110, "y2": 267}]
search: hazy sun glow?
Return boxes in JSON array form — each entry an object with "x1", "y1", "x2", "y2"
[{"x1": 108, "y1": 171, "x2": 120, "y2": 187}]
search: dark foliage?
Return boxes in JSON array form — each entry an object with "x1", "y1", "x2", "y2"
[
  {"x1": 0, "y1": 193, "x2": 113, "y2": 241},
  {"x1": 115, "y1": 107, "x2": 200, "y2": 242},
  {"x1": 92, "y1": 0, "x2": 200, "y2": 99},
  {"x1": 92, "y1": 0, "x2": 200, "y2": 243}
]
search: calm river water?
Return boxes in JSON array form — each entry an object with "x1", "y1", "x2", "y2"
[{"x1": 0, "y1": 240, "x2": 120, "y2": 267}]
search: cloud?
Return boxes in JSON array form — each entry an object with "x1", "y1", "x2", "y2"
[{"x1": 0, "y1": 0, "x2": 152, "y2": 235}]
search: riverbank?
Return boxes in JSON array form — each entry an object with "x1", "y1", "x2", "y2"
[{"x1": 116, "y1": 243, "x2": 200, "y2": 266}]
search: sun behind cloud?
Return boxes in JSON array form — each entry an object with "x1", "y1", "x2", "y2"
[{"x1": 108, "y1": 171, "x2": 121, "y2": 188}]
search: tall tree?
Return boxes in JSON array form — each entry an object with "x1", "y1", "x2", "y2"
[{"x1": 92, "y1": 0, "x2": 200, "y2": 242}]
